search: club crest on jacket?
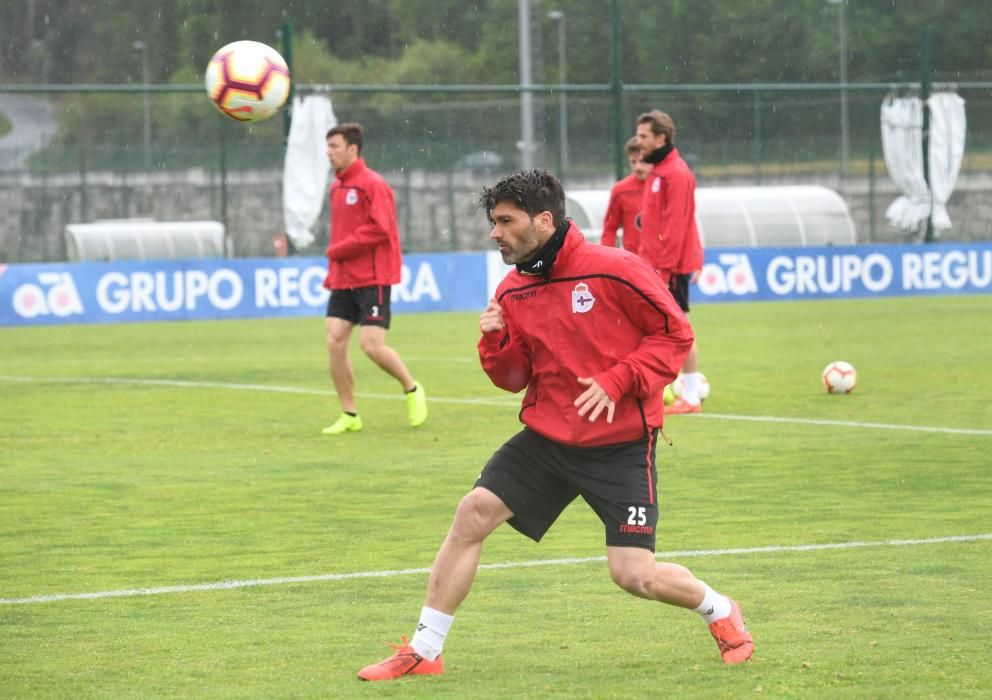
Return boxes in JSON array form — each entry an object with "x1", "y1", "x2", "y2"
[{"x1": 571, "y1": 282, "x2": 595, "y2": 314}]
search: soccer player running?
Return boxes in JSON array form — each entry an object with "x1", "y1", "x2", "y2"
[
  {"x1": 320, "y1": 122, "x2": 427, "y2": 434},
  {"x1": 601, "y1": 136, "x2": 650, "y2": 252},
  {"x1": 357, "y1": 170, "x2": 753, "y2": 681},
  {"x1": 635, "y1": 110, "x2": 706, "y2": 414}
]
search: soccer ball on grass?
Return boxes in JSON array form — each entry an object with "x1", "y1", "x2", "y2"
[
  {"x1": 667, "y1": 372, "x2": 710, "y2": 404},
  {"x1": 205, "y1": 40, "x2": 291, "y2": 122},
  {"x1": 822, "y1": 361, "x2": 857, "y2": 394}
]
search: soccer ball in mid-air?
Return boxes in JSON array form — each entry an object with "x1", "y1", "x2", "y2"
[
  {"x1": 669, "y1": 372, "x2": 710, "y2": 402},
  {"x1": 822, "y1": 361, "x2": 857, "y2": 394},
  {"x1": 205, "y1": 40, "x2": 290, "y2": 122}
]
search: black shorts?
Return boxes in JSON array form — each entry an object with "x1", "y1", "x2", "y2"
[
  {"x1": 475, "y1": 428, "x2": 661, "y2": 552},
  {"x1": 326, "y1": 286, "x2": 392, "y2": 328},
  {"x1": 668, "y1": 273, "x2": 691, "y2": 312}
]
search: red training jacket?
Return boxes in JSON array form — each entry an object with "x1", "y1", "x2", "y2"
[
  {"x1": 479, "y1": 224, "x2": 694, "y2": 447},
  {"x1": 323, "y1": 158, "x2": 402, "y2": 290},
  {"x1": 638, "y1": 147, "x2": 703, "y2": 278},
  {"x1": 601, "y1": 173, "x2": 643, "y2": 252}
]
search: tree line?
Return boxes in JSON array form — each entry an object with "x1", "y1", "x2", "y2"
[{"x1": 3, "y1": 0, "x2": 990, "y2": 89}]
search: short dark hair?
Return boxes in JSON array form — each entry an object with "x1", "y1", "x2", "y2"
[
  {"x1": 636, "y1": 110, "x2": 676, "y2": 144},
  {"x1": 478, "y1": 169, "x2": 566, "y2": 227},
  {"x1": 625, "y1": 136, "x2": 641, "y2": 156},
  {"x1": 326, "y1": 122, "x2": 364, "y2": 153}
]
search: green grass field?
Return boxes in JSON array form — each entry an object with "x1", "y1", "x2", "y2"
[{"x1": 2, "y1": 295, "x2": 990, "y2": 698}]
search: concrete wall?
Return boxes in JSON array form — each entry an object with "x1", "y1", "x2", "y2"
[{"x1": 1, "y1": 168, "x2": 990, "y2": 263}]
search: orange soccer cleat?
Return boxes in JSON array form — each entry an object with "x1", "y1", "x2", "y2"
[
  {"x1": 665, "y1": 398, "x2": 701, "y2": 415},
  {"x1": 708, "y1": 599, "x2": 754, "y2": 665},
  {"x1": 357, "y1": 636, "x2": 444, "y2": 681}
]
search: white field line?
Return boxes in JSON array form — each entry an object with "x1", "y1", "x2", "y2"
[
  {"x1": 3, "y1": 374, "x2": 992, "y2": 436},
  {"x1": 0, "y1": 374, "x2": 517, "y2": 407},
  {"x1": 2, "y1": 533, "x2": 990, "y2": 606},
  {"x1": 692, "y1": 412, "x2": 992, "y2": 436},
  {"x1": 403, "y1": 356, "x2": 475, "y2": 363}
]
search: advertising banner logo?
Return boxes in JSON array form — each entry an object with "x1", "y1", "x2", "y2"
[{"x1": 0, "y1": 253, "x2": 489, "y2": 326}]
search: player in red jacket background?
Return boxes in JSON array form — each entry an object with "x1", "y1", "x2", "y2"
[
  {"x1": 357, "y1": 170, "x2": 753, "y2": 681},
  {"x1": 636, "y1": 110, "x2": 706, "y2": 414},
  {"x1": 601, "y1": 136, "x2": 650, "y2": 252},
  {"x1": 320, "y1": 122, "x2": 427, "y2": 435}
]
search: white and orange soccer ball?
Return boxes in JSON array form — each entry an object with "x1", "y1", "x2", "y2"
[
  {"x1": 822, "y1": 361, "x2": 857, "y2": 394},
  {"x1": 205, "y1": 40, "x2": 291, "y2": 122},
  {"x1": 670, "y1": 372, "x2": 711, "y2": 402}
]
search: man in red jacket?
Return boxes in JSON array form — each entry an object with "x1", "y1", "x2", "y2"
[
  {"x1": 601, "y1": 136, "x2": 650, "y2": 252},
  {"x1": 635, "y1": 110, "x2": 706, "y2": 415},
  {"x1": 357, "y1": 170, "x2": 753, "y2": 681},
  {"x1": 321, "y1": 122, "x2": 427, "y2": 435}
]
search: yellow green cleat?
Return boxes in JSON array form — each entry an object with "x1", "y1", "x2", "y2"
[
  {"x1": 406, "y1": 382, "x2": 428, "y2": 427},
  {"x1": 321, "y1": 413, "x2": 363, "y2": 435},
  {"x1": 663, "y1": 383, "x2": 676, "y2": 406}
]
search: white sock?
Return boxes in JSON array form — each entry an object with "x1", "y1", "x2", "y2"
[
  {"x1": 410, "y1": 606, "x2": 453, "y2": 661},
  {"x1": 682, "y1": 372, "x2": 702, "y2": 405},
  {"x1": 694, "y1": 583, "x2": 732, "y2": 624}
]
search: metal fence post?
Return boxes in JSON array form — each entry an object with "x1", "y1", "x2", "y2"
[
  {"x1": 752, "y1": 88, "x2": 762, "y2": 183},
  {"x1": 610, "y1": 0, "x2": 624, "y2": 181}
]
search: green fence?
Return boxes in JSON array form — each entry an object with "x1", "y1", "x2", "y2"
[{"x1": 1, "y1": 81, "x2": 991, "y2": 262}]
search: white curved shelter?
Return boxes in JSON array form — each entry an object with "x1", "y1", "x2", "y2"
[
  {"x1": 566, "y1": 185, "x2": 856, "y2": 248},
  {"x1": 65, "y1": 220, "x2": 227, "y2": 262}
]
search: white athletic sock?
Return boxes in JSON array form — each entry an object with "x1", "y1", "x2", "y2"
[
  {"x1": 682, "y1": 372, "x2": 702, "y2": 405},
  {"x1": 410, "y1": 606, "x2": 453, "y2": 661},
  {"x1": 694, "y1": 583, "x2": 732, "y2": 624}
]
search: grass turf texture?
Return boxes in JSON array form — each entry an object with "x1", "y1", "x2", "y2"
[{"x1": 1, "y1": 295, "x2": 990, "y2": 698}]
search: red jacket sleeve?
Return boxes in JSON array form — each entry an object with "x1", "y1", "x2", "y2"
[
  {"x1": 600, "y1": 188, "x2": 622, "y2": 248},
  {"x1": 329, "y1": 180, "x2": 395, "y2": 261},
  {"x1": 643, "y1": 174, "x2": 696, "y2": 272},
  {"x1": 478, "y1": 319, "x2": 532, "y2": 393},
  {"x1": 592, "y1": 263, "x2": 694, "y2": 401}
]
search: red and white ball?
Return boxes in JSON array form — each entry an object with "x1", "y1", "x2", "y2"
[
  {"x1": 822, "y1": 361, "x2": 857, "y2": 394},
  {"x1": 205, "y1": 40, "x2": 290, "y2": 122},
  {"x1": 670, "y1": 372, "x2": 711, "y2": 401}
]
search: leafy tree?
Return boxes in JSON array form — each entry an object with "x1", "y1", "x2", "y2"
[
  {"x1": 386, "y1": 0, "x2": 491, "y2": 52},
  {"x1": 4, "y1": 0, "x2": 992, "y2": 166}
]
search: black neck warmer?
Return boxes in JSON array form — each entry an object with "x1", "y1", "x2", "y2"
[
  {"x1": 643, "y1": 143, "x2": 674, "y2": 164},
  {"x1": 516, "y1": 218, "x2": 571, "y2": 277}
]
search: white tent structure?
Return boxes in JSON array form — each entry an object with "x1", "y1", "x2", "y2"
[
  {"x1": 566, "y1": 185, "x2": 856, "y2": 248},
  {"x1": 65, "y1": 220, "x2": 225, "y2": 262},
  {"x1": 880, "y1": 92, "x2": 966, "y2": 237}
]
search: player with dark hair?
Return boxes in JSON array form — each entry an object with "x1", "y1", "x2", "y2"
[
  {"x1": 635, "y1": 110, "x2": 706, "y2": 414},
  {"x1": 321, "y1": 122, "x2": 427, "y2": 434},
  {"x1": 356, "y1": 169, "x2": 753, "y2": 681},
  {"x1": 601, "y1": 136, "x2": 650, "y2": 252}
]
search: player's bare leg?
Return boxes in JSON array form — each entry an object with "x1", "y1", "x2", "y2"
[
  {"x1": 683, "y1": 341, "x2": 699, "y2": 375},
  {"x1": 358, "y1": 487, "x2": 512, "y2": 680},
  {"x1": 607, "y1": 546, "x2": 705, "y2": 606},
  {"x1": 359, "y1": 325, "x2": 428, "y2": 426},
  {"x1": 425, "y1": 487, "x2": 513, "y2": 613},
  {"x1": 607, "y1": 546, "x2": 753, "y2": 664},
  {"x1": 667, "y1": 340, "x2": 702, "y2": 413},
  {"x1": 326, "y1": 317, "x2": 357, "y2": 412},
  {"x1": 358, "y1": 325, "x2": 415, "y2": 390}
]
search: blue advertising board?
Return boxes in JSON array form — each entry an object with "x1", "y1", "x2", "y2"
[
  {"x1": 1, "y1": 243, "x2": 989, "y2": 326},
  {"x1": 692, "y1": 243, "x2": 992, "y2": 302},
  {"x1": 0, "y1": 253, "x2": 488, "y2": 326}
]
